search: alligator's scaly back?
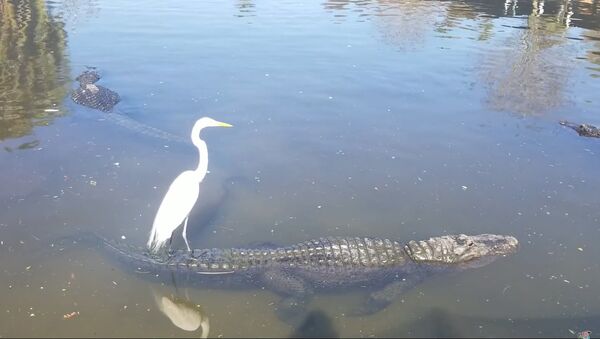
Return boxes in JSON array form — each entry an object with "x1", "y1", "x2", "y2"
[
  {"x1": 72, "y1": 83, "x2": 121, "y2": 112},
  {"x1": 100, "y1": 236, "x2": 410, "y2": 273},
  {"x1": 99, "y1": 233, "x2": 518, "y2": 274},
  {"x1": 100, "y1": 113, "x2": 188, "y2": 145},
  {"x1": 95, "y1": 233, "x2": 518, "y2": 317},
  {"x1": 70, "y1": 68, "x2": 189, "y2": 145},
  {"x1": 71, "y1": 68, "x2": 120, "y2": 112}
]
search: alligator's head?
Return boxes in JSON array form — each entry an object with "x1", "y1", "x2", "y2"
[
  {"x1": 404, "y1": 234, "x2": 518, "y2": 269},
  {"x1": 76, "y1": 70, "x2": 101, "y2": 85}
]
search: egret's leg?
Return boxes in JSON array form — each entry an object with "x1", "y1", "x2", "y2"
[
  {"x1": 182, "y1": 216, "x2": 191, "y2": 252},
  {"x1": 167, "y1": 230, "x2": 175, "y2": 253}
]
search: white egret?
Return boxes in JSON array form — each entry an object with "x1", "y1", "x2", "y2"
[{"x1": 147, "y1": 117, "x2": 232, "y2": 254}]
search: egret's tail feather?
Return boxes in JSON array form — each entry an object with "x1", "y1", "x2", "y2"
[{"x1": 147, "y1": 227, "x2": 170, "y2": 254}]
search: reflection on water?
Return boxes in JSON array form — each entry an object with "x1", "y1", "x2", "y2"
[
  {"x1": 323, "y1": 0, "x2": 600, "y2": 115},
  {"x1": 0, "y1": 0, "x2": 69, "y2": 143},
  {"x1": 481, "y1": 0, "x2": 574, "y2": 115},
  {"x1": 585, "y1": 30, "x2": 600, "y2": 75},
  {"x1": 46, "y1": 0, "x2": 99, "y2": 29},
  {"x1": 1, "y1": 0, "x2": 600, "y2": 336},
  {"x1": 235, "y1": 0, "x2": 256, "y2": 18},
  {"x1": 322, "y1": 0, "x2": 373, "y2": 17},
  {"x1": 373, "y1": 0, "x2": 449, "y2": 49},
  {"x1": 152, "y1": 289, "x2": 210, "y2": 336}
]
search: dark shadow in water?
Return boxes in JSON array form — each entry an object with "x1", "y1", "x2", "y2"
[
  {"x1": 0, "y1": 0, "x2": 70, "y2": 143},
  {"x1": 385, "y1": 307, "x2": 598, "y2": 337},
  {"x1": 289, "y1": 310, "x2": 339, "y2": 338}
]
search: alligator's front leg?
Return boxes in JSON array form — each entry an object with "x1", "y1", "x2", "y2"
[
  {"x1": 261, "y1": 269, "x2": 313, "y2": 325},
  {"x1": 353, "y1": 275, "x2": 425, "y2": 316}
]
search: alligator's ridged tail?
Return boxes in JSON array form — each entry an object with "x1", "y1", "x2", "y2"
[
  {"x1": 91, "y1": 233, "x2": 170, "y2": 271},
  {"x1": 102, "y1": 113, "x2": 189, "y2": 145},
  {"x1": 70, "y1": 68, "x2": 190, "y2": 146}
]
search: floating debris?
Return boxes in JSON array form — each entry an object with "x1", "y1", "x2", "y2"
[
  {"x1": 63, "y1": 311, "x2": 79, "y2": 320},
  {"x1": 570, "y1": 330, "x2": 592, "y2": 339}
]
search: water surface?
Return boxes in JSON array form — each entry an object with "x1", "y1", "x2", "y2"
[{"x1": 1, "y1": 0, "x2": 600, "y2": 337}]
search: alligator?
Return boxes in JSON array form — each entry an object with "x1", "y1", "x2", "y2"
[
  {"x1": 71, "y1": 68, "x2": 120, "y2": 112},
  {"x1": 69, "y1": 68, "x2": 188, "y2": 144},
  {"x1": 560, "y1": 120, "x2": 600, "y2": 138},
  {"x1": 98, "y1": 233, "x2": 518, "y2": 320}
]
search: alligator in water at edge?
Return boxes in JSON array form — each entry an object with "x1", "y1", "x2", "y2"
[
  {"x1": 560, "y1": 120, "x2": 600, "y2": 138},
  {"x1": 71, "y1": 68, "x2": 120, "y2": 112},
  {"x1": 95, "y1": 233, "x2": 518, "y2": 320},
  {"x1": 70, "y1": 68, "x2": 188, "y2": 144}
]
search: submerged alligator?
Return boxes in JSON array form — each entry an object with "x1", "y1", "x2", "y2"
[
  {"x1": 71, "y1": 68, "x2": 120, "y2": 112},
  {"x1": 70, "y1": 68, "x2": 188, "y2": 144},
  {"x1": 560, "y1": 120, "x2": 600, "y2": 138},
  {"x1": 99, "y1": 233, "x2": 518, "y2": 319}
]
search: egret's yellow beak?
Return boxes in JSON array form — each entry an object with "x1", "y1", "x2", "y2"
[{"x1": 217, "y1": 121, "x2": 233, "y2": 128}]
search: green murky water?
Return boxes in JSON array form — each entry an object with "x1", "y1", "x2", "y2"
[{"x1": 1, "y1": 0, "x2": 600, "y2": 337}]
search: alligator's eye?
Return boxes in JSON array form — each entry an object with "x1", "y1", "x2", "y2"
[{"x1": 468, "y1": 242, "x2": 474, "y2": 247}]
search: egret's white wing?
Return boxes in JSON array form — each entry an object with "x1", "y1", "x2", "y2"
[{"x1": 148, "y1": 171, "x2": 200, "y2": 250}]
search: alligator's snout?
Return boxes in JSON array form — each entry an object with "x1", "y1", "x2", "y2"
[
  {"x1": 505, "y1": 236, "x2": 519, "y2": 252},
  {"x1": 473, "y1": 233, "x2": 519, "y2": 257},
  {"x1": 486, "y1": 235, "x2": 518, "y2": 260},
  {"x1": 405, "y1": 233, "x2": 519, "y2": 265}
]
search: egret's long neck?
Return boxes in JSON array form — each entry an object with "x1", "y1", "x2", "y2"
[{"x1": 191, "y1": 126, "x2": 209, "y2": 182}]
